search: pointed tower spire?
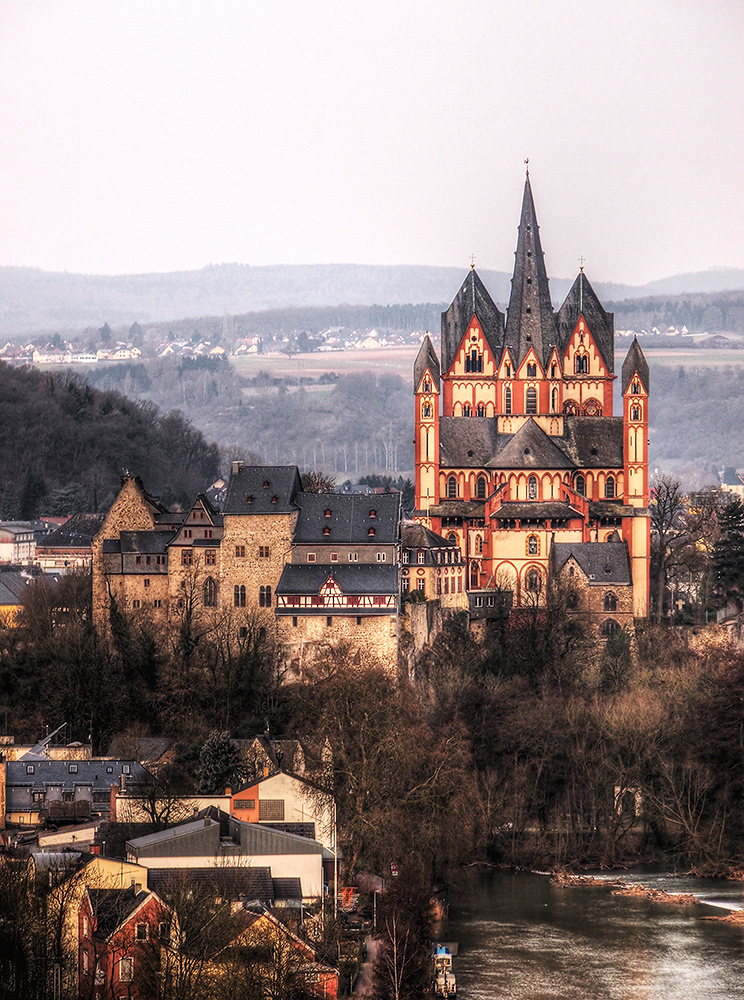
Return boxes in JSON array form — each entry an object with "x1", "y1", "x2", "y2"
[{"x1": 504, "y1": 174, "x2": 557, "y2": 368}]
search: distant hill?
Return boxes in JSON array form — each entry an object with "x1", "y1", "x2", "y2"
[{"x1": 3, "y1": 262, "x2": 744, "y2": 339}]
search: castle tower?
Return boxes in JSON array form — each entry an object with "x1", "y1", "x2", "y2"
[
  {"x1": 622, "y1": 337, "x2": 650, "y2": 617},
  {"x1": 414, "y1": 335, "x2": 441, "y2": 515}
]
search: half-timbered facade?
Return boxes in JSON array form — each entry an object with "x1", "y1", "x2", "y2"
[{"x1": 414, "y1": 173, "x2": 650, "y2": 621}]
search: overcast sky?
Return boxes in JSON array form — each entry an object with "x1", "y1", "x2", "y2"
[{"x1": 0, "y1": 0, "x2": 742, "y2": 285}]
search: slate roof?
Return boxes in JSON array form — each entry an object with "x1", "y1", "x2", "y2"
[
  {"x1": 439, "y1": 417, "x2": 500, "y2": 468},
  {"x1": 106, "y1": 736, "x2": 173, "y2": 763},
  {"x1": 560, "y1": 417, "x2": 624, "y2": 468},
  {"x1": 0, "y1": 571, "x2": 30, "y2": 606},
  {"x1": 440, "y1": 269, "x2": 505, "y2": 375},
  {"x1": 556, "y1": 271, "x2": 614, "y2": 373},
  {"x1": 6, "y1": 759, "x2": 150, "y2": 788},
  {"x1": 294, "y1": 492, "x2": 400, "y2": 544},
  {"x1": 224, "y1": 466, "x2": 302, "y2": 515},
  {"x1": 400, "y1": 521, "x2": 461, "y2": 551},
  {"x1": 118, "y1": 531, "x2": 174, "y2": 554},
  {"x1": 88, "y1": 887, "x2": 150, "y2": 939},
  {"x1": 229, "y1": 817, "x2": 330, "y2": 857},
  {"x1": 425, "y1": 500, "x2": 485, "y2": 518},
  {"x1": 147, "y1": 866, "x2": 275, "y2": 902},
  {"x1": 486, "y1": 418, "x2": 575, "y2": 470},
  {"x1": 413, "y1": 335, "x2": 441, "y2": 391},
  {"x1": 127, "y1": 818, "x2": 218, "y2": 852},
  {"x1": 492, "y1": 501, "x2": 584, "y2": 520},
  {"x1": 551, "y1": 541, "x2": 632, "y2": 584},
  {"x1": 276, "y1": 564, "x2": 398, "y2": 596},
  {"x1": 37, "y1": 513, "x2": 105, "y2": 549},
  {"x1": 272, "y1": 877, "x2": 303, "y2": 901},
  {"x1": 621, "y1": 337, "x2": 650, "y2": 394},
  {"x1": 504, "y1": 174, "x2": 559, "y2": 369}
]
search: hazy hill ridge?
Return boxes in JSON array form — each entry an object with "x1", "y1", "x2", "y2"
[{"x1": 3, "y1": 262, "x2": 744, "y2": 338}]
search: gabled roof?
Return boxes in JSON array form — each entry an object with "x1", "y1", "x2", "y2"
[
  {"x1": 440, "y1": 269, "x2": 505, "y2": 375},
  {"x1": 556, "y1": 271, "x2": 614, "y2": 372},
  {"x1": 487, "y1": 418, "x2": 575, "y2": 470},
  {"x1": 561, "y1": 417, "x2": 624, "y2": 468},
  {"x1": 492, "y1": 501, "x2": 583, "y2": 520},
  {"x1": 294, "y1": 492, "x2": 400, "y2": 545},
  {"x1": 127, "y1": 818, "x2": 219, "y2": 853},
  {"x1": 87, "y1": 887, "x2": 152, "y2": 939},
  {"x1": 276, "y1": 564, "x2": 398, "y2": 596},
  {"x1": 7, "y1": 758, "x2": 149, "y2": 786},
  {"x1": 439, "y1": 417, "x2": 500, "y2": 468},
  {"x1": 621, "y1": 337, "x2": 650, "y2": 394},
  {"x1": 36, "y1": 513, "x2": 105, "y2": 549},
  {"x1": 504, "y1": 174, "x2": 558, "y2": 368},
  {"x1": 224, "y1": 466, "x2": 302, "y2": 515},
  {"x1": 400, "y1": 521, "x2": 460, "y2": 550},
  {"x1": 118, "y1": 530, "x2": 174, "y2": 554},
  {"x1": 413, "y1": 335, "x2": 441, "y2": 390},
  {"x1": 147, "y1": 866, "x2": 274, "y2": 902},
  {"x1": 0, "y1": 571, "x2": 30, "y2": 606},
  {"x1": 552, "y1": 541, "x2": 632, "y2": 584}
]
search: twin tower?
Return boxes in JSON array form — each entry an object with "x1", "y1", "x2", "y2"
[{"x1": 413, "y1": 174, "x2": 650, "y2": 620}]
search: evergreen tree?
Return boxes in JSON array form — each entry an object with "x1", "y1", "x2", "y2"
[
  {"x1": 713, "y1": 497, "x2": 744, "y2": 598},
  {"x1": 197, "y1": 730, "x2": 244, "y2": 793}
]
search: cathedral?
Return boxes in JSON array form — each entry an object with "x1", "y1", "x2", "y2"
[{"x1": 413, "y1": 173, "x2": 650, "y2": 626}]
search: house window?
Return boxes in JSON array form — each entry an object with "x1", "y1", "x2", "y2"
[
  {"x1": 416, "y1": 579, "x2": 425, "y2": 592},
  {"x1": 26, "y1": 764, "x2": 34, "y2": 774},
  {"x1": 326, "y1": 616, "x2": 332, "y2": 627},
  {"x1": 132, "y1": 600, "x2": 141, "y2": 609},
  {"x1": 119, "y1": 958, "x2": 133, "y2": 983},
  {"x1": 357, "y1": 616, "x2": 363, "y2": 625},
  {"x1": 135, "y1": 555, "x2": 141, "y2": 565},
  {"x1": 292, "y1": 616, "x2": 298, "y2": 627},
  {"x1": 203, "y1": 577, "x2": 217, "y2": 608},
  {"x1": 135, "y1": 923, "x2": 148, "y2": 941},
  {"x1": 504, "y1": 386, "x2": 512, "y2": 414},
  {"x1": 324, "y1": 527, "x2": 331, "y2": 535},
  {"x1": 447, "y1": 476, "x2": 458, "y2": 498},
  {"x1": 377, "y1": 553, "x2": 387, "y2": 562},
  {"x1": 235, "y1": 545, "x2": 245, "y2": 557},
  {"x1": 143, "y1": 578, "x2": 150, "y2": 588},
  {"x1": 205, "y1": 549, "x2": 216, "y2": 565},
  {"x1": 402, "y1": 551, "x2": 409, "y2": 564},
  {"x1": 106, "y1": 766, "x2": 113, "y2": 773},
  {"x1": 307, "y1": 553, "x2": 316, "y2": 562},
  {"x1": 462, "y1": 403, "x2": 471, "y2": 417},
  {"x1": 259, "y1": 546, "x2": 270, "y2": 558},
  {"x1": 402, "y1": 578, "x2": 410, "y2": 592},
  {"x1": 526, "y1": 387, "x2": 537, "y2": 414},
  {"x1": 526, "y1": 362, "x2": 537, "y2": 377},
  {"x1": 32, "y1": 791, "x2": 46, "y2": 804},
  {"x1": 528, "y1": 475, "x2": 538, "y2": 500},
  {"x1": 331, "y1": 552, "x2": 338, "y2": 562},
  {"x1": 183, "y1": 529, "x2": 192, "y2": 539},
  {"x1": 145, "y1": 555, "x2": 151, "y2": 565},
  {"x1": 181, "y1": 549, "x2": 192, "y2": 566},
  {"x1": 368, "y1": 527, "x2": 375, "y2": 536},
  {"x1": 204, "y1": 529, "x2": 213, "y2": 539},
  {"x1": 369, "y1": 509, "x2": 377, "y2": 518},
  {"x1": 349, "y1": 552, "x2": 358, "y2": 561},
  {"x1": 604, "y1": 592, "x2": 618, "y2": 612},
  {"x1": 605, "y1": 476, "x2": 616, "y2": 499},
  {"x1": 234, "y1": 585, "x2": 246, "y2": 607},
  {"x1": 476, "y1": 477, "x2": 487, "y2": 499},
  {"x1": 69, "y1": 764, "x2": 78, "y2": 774},
  {"x1": 527, "y1": 535, "x2": 539, "y2": 556},
  {"x1": 153, "y1": 599, "x2": 162, "y2": 608},
  {"x1": 259, "y1": 585, "x2": 272, "y2": 607},
  {"x1": 417, "y1": 551, "x2": 425, "y2": 564},
  {"x1": 122, "y1": 764, "x2": 130, "y2": 774},
  {"x1": 475, "y1": 403, "x2": 486, "y2": 417}
]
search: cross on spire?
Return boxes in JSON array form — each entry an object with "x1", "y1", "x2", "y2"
[
  {"x1": 470, "y1": 253, "x2": 476, "y2": 270},
  {"x1": 524, "y1": 157, "x2": 529, "y2": 176},
  {"x1": 579, "y1": 255, "x2": 585, "y2": 273}
]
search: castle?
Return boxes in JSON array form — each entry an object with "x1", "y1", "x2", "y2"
[{"x1": 413, "y1": 172, "x2": 650, "y2": 630}]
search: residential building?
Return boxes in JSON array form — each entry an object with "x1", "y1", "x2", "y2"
[{"x1": 34, "y1": 512, "x2": 105, "y2": 573}]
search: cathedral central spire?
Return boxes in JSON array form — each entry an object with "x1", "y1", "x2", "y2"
[{"x1": 504, "y1": 174, "x2": 557, "y2": 368}]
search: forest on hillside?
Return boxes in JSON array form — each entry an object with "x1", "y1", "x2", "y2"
[{"x1": 0, "y1": 362, "x2": 219, "y2": 518}]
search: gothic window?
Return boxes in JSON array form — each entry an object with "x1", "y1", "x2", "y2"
[
  {"x1": 583, "y1": 398, "x2": 602, "y2": 416},
  {"x1": 526, "y1": 387, "x2": 537, "y2": 414},
  {"x1": 504, "y1": 387, "x2": 512, "y2": 414},
  {"x1": 526, "y1": 568, "x2": 540, "y2": 592},
  {"x1": 575, "y1": 354, "x2": 588, "y2": 374},
  {"x1": 234, "y1": 585, "x2": 246, "y2": 608},
  {"x1": 526, "y1": 362, "x2": 537, "y2": 377},
  {"x1": 604, "y1": 592, "x2": 618, "y2": 612},
  {"x1": 605, "y1": 476, "x2": 616, "y2": 499},
  {"x1": 423, "y1": 379, "x2": 431, "y2": 392},
  {"x1": 563, "y1": 399, "x2": 580, "y2": 416},
  {"x1": 475, "y1": 476, "x2": 487, "y2": 499},
  {"x1": 528, "y1": 475, "x2": 538, "y2": 500},
  {"x1": 631, "y1": 381, "x2": 641, "y2": 394},
  {"x1": 551, "y1": 364, "x2": 557, "y2": 378},
  {"x1": 447, "y1": 476, "x2": 458, "y2": 499},
  {"x1": 575, "y1": 474, "x2": 586, "y2": 496},
  {"x1": 474, "y1": 535, "x2": 483, "y2": 555},
  {"x1": 447, "y1": 533, "x2": 457, "y2": 544},
  {"x1": 475, "y1": 403, "x2": 486, "y2": 417},
  {"x1": 601, "y1": 618, "x2": 620, "y2": 638},
  {"x1": 631, "y1": 404, "x2": 642, "y2": 421},
  {"x1": 527, "y1": 534, "x2": 539, "y2": 556},
  {"x1": 470, "y1": 561, "x2": 480, "y2": 589},
  {"x1": 465, "y1": 349, "x2": 483, "y2": 373},
  {"x1": 422, "y1": 402, "x2": 432, "y2": 418},
  {"x1": 259, "y1": 585, "x2": 272, "y2": 607},
  {"x1": 203, "y1": 577, "x2": 217, "y2": 608},
  {"x1": 462, "y1": 403, "x2": 471, "y2": 417},
  {"x1": 181, "y1": 549, "x2": 192, "y2": 566},
  {"x1": 505, "y1": 364, "x2": 511, "y2": 377},
  {"x1": 551, "y1": 387, "x2": 558, "y2": 412}
]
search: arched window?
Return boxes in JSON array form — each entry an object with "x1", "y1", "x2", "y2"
[
  {"x1": 551, "y1": 387, "x2": 558, "y2": 412},
  {"x1": 447, "y1": 533, "x2": 457, "y2": 544},
  {"x1": 447, "y1": 476, "x2": 458, "y2": 499},
  {"x1": 631, "y1": 404, "x2": 642, "y2": 421},
  {"x1": 526, "y1": 387, "x2": 537, "y2": 414},
  {"x1": 527, "y1": 534, "x2": 539, "y2": 556},
  {"x1": 583, "y1": 398, "x2": 602, "y2": 416},
  {"x1": 422, "y1": 402, "x2": 432, "y2": 418},
  {"x1": 234, "y1": 585, "x2": 246, "y2": 608},
  {"x1": 575, "y1": 354, "x2": 588, "y2": 374},
  {"x1": 462, "y1": 403, "x2": 471, "y2": 417},
  {"x1": 550, "y1": 364, "x2": 557, "y2": 378},
  {"x1": 475, "y1": 403, "x2": 485, "y2": 417},
  {"x1": 605, "y1": 476, "x2": 616, "y2": 499},
  {"x1": 203, "y1": 577, "x2": 217, "y2": 608},
  {"x1": 575, "y1": 474, "x2": 585, "y2": 496},
  {"x1": 528, "y1": 475, "x2": 538, "y2": 500},
  {"x1": 631, "y1": 381, "x2": 641, "y2": 395},
  {"x1": 475, "y1": 477, "x2": 487, "y2": 499},
  {"x1": 563, "y1": 399, "x2": 579, "y2": 416},
  {"x1": 423, "y1": 379, "x2": 431, "y2": 392},
  {"x1": 526, "y1": 568, "x2": 540, "y2": 592},
  {"x1": 526, "y1": 362, "x2": 537, "y2": 377},
  {"x1": 469, "y1": 561, "x2": 480, "y2": 589},
  {"x1": 604, "y1": 592, "x2": 618, "y2": 612},
  {"x1": 465, "y1": 349, "x2": 483, "y2": 373},
  {"x1": 566, "y1": 591, "x2": 579, "y2": 609},
  {"x1": 601, "y1": 618, "x2": 620, "y2": 638},
  {"x1": 259, "y1": 585, "x2": 272, "y2": 607},
  {"x1": 504, "y1": 387, "x2": 512, "y2": 414}
]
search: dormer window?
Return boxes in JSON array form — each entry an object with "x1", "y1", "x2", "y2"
[
  {"x1": 323, "y1": 527, "x2": 330, "y2": 535},
  {"x1": 368, "y1": 527, "x2": 375, "y2": 536},
  {"x1": 263, "y1": 480, "x2": 270, "y2": 488},
  {"x1": 246, "y1": 495, "x2": 253, "y2": 504},
  {"x1": 369, "y1": 509, "x2": 377, "y2": 517},
  {"x1": 271, "y1": 496, "x2": 277, "y2": 504},
  {"x1": 324, "y1": 509, "x2": 332, "y2": 517}
]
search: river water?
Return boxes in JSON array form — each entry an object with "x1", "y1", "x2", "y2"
[{"x1": 446, "y1": 868, "x2": 744, "y2": 999}]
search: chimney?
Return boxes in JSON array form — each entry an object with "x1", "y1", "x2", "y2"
[
  {"x1": 225, "y1": 787, "x2": 232, "y2": 797},
  {"x1": 231, "y1": 461, "x2": 243, "y2": 476},
  {"x1": 109, "y1": 784, "x2": 117, "y2": 823},
  {"x1": 263, "y1": 766, "x2": 269, "y2": 778}
]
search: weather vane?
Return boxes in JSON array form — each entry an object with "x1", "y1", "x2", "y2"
[
  {"x1": 470, "y1": 253, "x2": 476, "y2": 270},
  {"x1": 579, "y1": 255, "x2": 585, "y2": 273},
  {"x1": 524, "y1": 157, "x2": 529, "y2": 176}
]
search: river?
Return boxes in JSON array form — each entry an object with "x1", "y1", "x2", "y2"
[{"x1": 446, "y1": 868, "x2": 744, "y2": 999}]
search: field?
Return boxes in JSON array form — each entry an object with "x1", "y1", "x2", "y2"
[{"x1": 230, "y1": 345, "x2": 419, "y2": 382}]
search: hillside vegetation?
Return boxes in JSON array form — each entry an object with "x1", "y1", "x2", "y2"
[{"x1": 0, "y1": 362, "x2": 219, "y2": 518}]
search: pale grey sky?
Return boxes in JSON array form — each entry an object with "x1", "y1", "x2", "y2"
[{"x1": 1, "y1": 0, "x2": 742, "y2": 285}]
